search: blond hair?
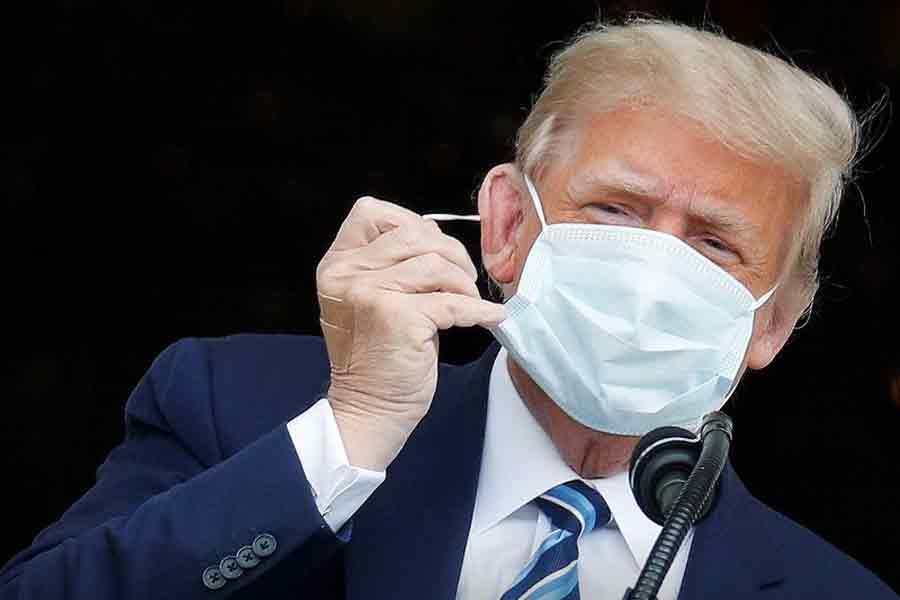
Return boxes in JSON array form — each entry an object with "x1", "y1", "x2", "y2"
[{"x1": 515, "y1": 18, "x2": 870, "y2": 314}]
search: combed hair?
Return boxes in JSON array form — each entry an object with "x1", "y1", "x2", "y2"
[{"x1": 515, "y1": 18, "x2": 872, "y2": 314}]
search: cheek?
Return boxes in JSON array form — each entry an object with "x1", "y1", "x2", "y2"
[{"x1": 744, "y1": 301, "x2": 785, "y2": 370}]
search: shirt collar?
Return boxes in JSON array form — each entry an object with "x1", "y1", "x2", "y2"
[{"x1": 471, "y1": 347, "x2": 670, "y2": 569}]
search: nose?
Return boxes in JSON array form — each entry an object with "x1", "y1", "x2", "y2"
[{"x1": 646, "y1": 211, "x2": 689, "y2": 240}]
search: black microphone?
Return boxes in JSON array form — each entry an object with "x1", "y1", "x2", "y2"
[
  {"x1": 623, "y1": 412, "x2": 734, "y2": 600},
  {"x1": 628, "y1": 426, "x2": 715, "y2": 526}
]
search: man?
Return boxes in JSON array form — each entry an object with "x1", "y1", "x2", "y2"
[{"x1": 1, "y1": 18, "x2": 896, "y2": 600}]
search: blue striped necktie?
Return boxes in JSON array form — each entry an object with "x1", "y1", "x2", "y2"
[{"x1": 500, "y1": 480, "x2": 612, "y2": 600}]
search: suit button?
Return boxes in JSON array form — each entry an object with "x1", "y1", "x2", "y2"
[
  {"x1": 252, "y1": 533, "x2": 277, "y2": 558},
  {"x1": 236, "y1": 545, "x2": 261, "y2": 569},
  {"x1": 219, "y1": 556, "x2": 243, "y2": 580},
  {"x1": 202, "y1": 566, "x2": 227, "y2": 590}
]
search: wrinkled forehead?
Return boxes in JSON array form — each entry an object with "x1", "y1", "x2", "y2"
[{"x1": 539, "y1": 107, "x2": 808, "y2": 228}]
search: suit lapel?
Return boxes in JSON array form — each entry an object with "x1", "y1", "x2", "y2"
[
  {"x1": 344, "y1": 343, "x2": 500, "y2": 600},
  {"x1": 677, "y1": 464, "x2": 787, "y2": 599}
]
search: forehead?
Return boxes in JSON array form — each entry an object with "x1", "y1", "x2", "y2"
[{"x1": 551, "y1": 106, "x2": 808, "y2": 226}]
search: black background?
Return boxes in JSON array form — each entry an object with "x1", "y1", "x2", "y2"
[{"x1": 4, "y1": 0, "x2": 899, "y2": 592}]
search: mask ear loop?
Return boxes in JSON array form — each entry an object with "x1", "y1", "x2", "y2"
[
  {"x1": 523, "y1": 174, "x2": 549, "y2": 229},
  {"x1": 421, "y1": 173, "x2": 547, "y2": 225},
  {"x1": 750, "y1": 286, "x2": 778, "y2": 311},
  {"x1": 422, "y1": 214, "x2": 480, "y2": 221}
]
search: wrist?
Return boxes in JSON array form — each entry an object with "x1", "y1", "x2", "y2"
[{"x1": 328, "y1": 388, "x2": 422, "y2": 471}]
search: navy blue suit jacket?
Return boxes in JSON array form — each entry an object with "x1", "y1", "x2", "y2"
[{"x1": 1, "y1": 334, "x2": 896, "y2": 599}]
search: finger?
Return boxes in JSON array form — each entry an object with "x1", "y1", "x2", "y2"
[
  {"x1": 376, "y1": 253, "x2": 480, "y2": 298},
  {"x1": 414, "y1": 292, "x2": 507, "y2": 330},
  {"x1": 331, "y1": 196, "x2": 423, "y2": 252},
  {"x1": 355, "y1": 219, "x2": 478, "y2": 280}
]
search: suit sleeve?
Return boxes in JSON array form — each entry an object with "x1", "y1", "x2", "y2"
[{"x1": 0, "y1": 338, "x2": 347, "y2": 599}]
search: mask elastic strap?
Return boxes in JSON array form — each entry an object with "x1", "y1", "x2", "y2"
[
  {"x1": 421, "y1": 213, "x2": 480, "y2": 222},
  {"x1": 422, "y1": 174, "x2": 546, "y2": 226},
  {"x1": 750, "y1": 286, "x2": 778, "y2": 311},
  {"x1": 523, "y1": 174, "x2": 548, "y2": 229}
]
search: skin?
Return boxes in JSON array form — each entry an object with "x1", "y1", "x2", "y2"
[{"x1": 478, "y1": 105, "x2": 809, "y2": 477}]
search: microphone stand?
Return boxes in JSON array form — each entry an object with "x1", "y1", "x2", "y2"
[{"x1": 623, "y1": 413, "x2": 733, "y2": 600}]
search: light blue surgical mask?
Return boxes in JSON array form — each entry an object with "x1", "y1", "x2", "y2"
[
  {"x1": 426, "y1": 174, "x2": 775, "y2": 435},
  {"x1": 493, "y1": 177, "x2": 775, "y2": 435}
]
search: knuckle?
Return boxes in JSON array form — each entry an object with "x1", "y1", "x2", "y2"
[
  {"x1": 418, "y1": 252, "x2": 443, "y2": 275},
  {"x1": 433, "y1": 314, "x2": 452, "y2": 330},
  {"x1": 433, "y1": 295, "x2": 458, "y2": 327},
  {"x1": 448, "y1": 234, "x2": 467, "y2": 254},
  {"x1": 450, "y1": 236, "x2": 473, "y2": 265},
  {"x1": 315, "y1": 256, "x2": 334, "y2": 285},
  {"x1": 442, "y1": 294, "x2": 463, "y2": 316},
  {"x1": 352, "y1": 195, "x2": 380, "y2": 214},
  {"x1": 424, "y1": 219, "x2": 441, "y2": 234},
  {"x1": 463, "y1": 277, "x2": 480, "y2": 296},
  {"x1": 316, "y1": 255, "x2": 354, "y2": 287},
  {"x1": 397, "y1": 224, "x2": 421, "y2": 251}
]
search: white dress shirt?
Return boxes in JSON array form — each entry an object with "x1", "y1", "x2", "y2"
[
  {"x1": 456, "y1": 348, "x2": 691, "y2": 599},
  {"x1": 285, "y1": 347, "x2": 692, "y2": 598},
  {"x1": 286, "y1": 398, "x2": 384, "y2": 531}
]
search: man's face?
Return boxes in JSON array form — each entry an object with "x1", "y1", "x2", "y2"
[{"x1": 483, "y1": 105, "x2": 808, "y2": 373}]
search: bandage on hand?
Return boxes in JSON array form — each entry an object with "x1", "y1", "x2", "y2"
[{"x1": 317, "y1": 291, "x2": 353, "y2": 373}]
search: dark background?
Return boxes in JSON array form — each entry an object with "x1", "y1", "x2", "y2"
[{"x1": 4, "y1": 0, "x2": 899, "y2": 592}]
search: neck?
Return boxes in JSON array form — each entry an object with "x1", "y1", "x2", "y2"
[{"x1": 506, "y1": 353, "x2": 639, "y2": 478}]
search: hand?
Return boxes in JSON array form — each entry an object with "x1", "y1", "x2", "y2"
[{"x1": 315, "y1": 196, "x2": 506, "y2": 471}]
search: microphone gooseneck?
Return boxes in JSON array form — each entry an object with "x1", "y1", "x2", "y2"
[{"x1": 624, "y1": 412, "x2": 734, "y2": 600}]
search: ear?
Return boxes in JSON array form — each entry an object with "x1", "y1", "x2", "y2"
[
  {"x1": 745, "y1": 294, "x2": 802, "y2": 370},
  {"x1": 478, "y1": 163, "x2": 528, "y2": 285}
]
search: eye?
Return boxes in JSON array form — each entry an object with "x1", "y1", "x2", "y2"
[
  {"x1": 698, "y1": 236, "x2": 741, "y2": 264},
  {"x1": 702, "y1": 237, "x2": 730, "y2": 252},
  {"x1": 597, "y1": 204, "x2": 628, "y2": 215},
  {"x1": 587, "y1": 203, "x2": 640, "y2": 225}
]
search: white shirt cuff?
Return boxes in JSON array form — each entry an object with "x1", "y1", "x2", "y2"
[{"x1": 287, "y1": 397, "x2": 386, "y2": 532}]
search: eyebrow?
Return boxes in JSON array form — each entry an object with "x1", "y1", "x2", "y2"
[{"x1": 567, "y1": 165, "x2": 759, "y2": 237}]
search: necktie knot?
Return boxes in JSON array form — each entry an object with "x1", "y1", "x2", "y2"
[{"x1": 535, "y1": 480, "x2": 612, "y2": 538}]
